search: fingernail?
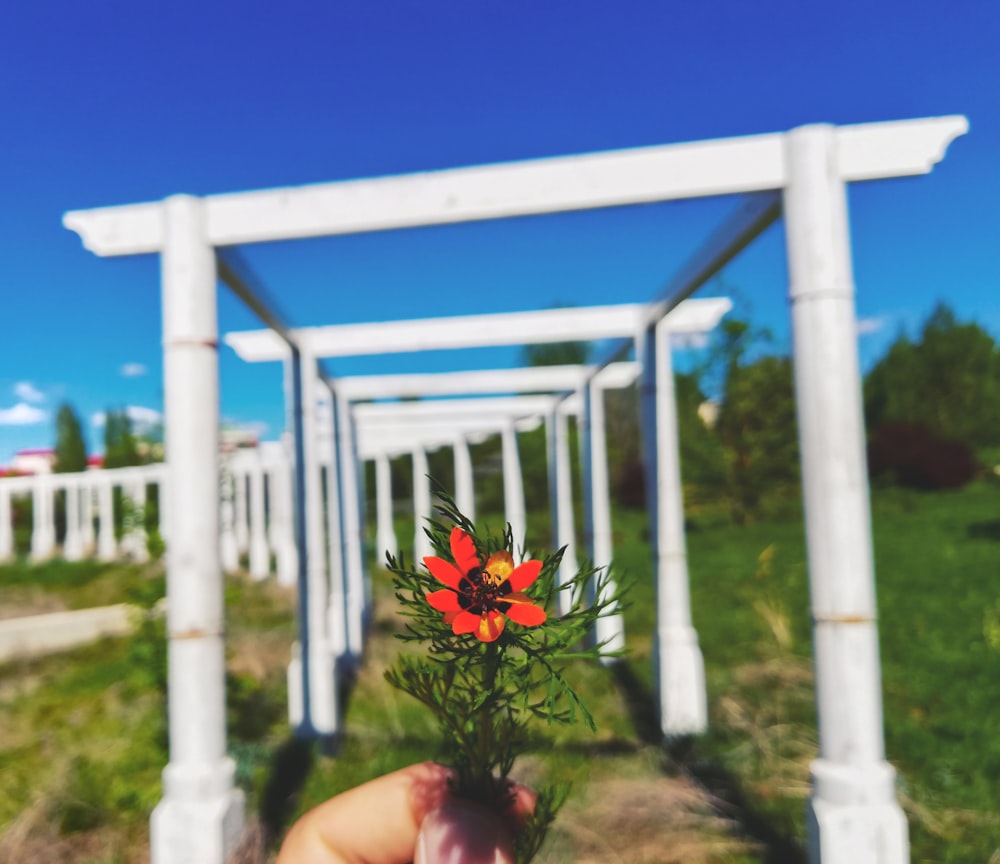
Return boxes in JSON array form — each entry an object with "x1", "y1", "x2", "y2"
[{"x1": 415, "y1": 799, "x2": 515, "y2": 864}]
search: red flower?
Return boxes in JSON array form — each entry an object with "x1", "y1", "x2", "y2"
[{"x1": 424, "y1": 527, "x2": 547, "y2": 642}]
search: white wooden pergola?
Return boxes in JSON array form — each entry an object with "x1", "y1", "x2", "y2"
[
  {"x1": 228, "y1": 297, "x2": 728, "y2": 672},
  {"x1": 64, "y1": 116, "x2": 967, "y2": 864}
]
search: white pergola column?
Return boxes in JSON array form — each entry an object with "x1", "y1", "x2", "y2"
[
  {"x1": 0, "y1": 487, "x2": 13, "y2": 561},
  {"x1": 219, "y1": 465, "x2": 239, "y2": 572},
  {"x1": 269, "y1": 453, "x2": 298, "y2": 587},
  {"x1": 97, "y1": 477, "x2": 117, "y2": 561},
  {"x1": 286, "y1": 354, "x2": 338, "y2": 738},
  {"x1": 150, "y1": 195, "x2": 244, "y2": 864},
  {"x1": 374, "y1": 452, "x2": 397, "y2": 561},
  {"x1": 129, "y1": 478, "x2": 149, "y2": 563},
  {"x1": 30, "y1": 474, "x2": 55, "y2": 562},
  {"x1": 452, "y1": 435, "x2": 476, "y2": 524},
  {"x1": 581, "y1": 383, "x2": 625, "y2": 657},
  {"x1": 322, "y1": 390, "x2": 348, "y2": 661},
  {"x1": 412, "y1": 448, "x2": 433, "y2": 564},
  {"x1": 233, "y1": 465, "x2": 249, "y2": 554},
  {"x1": 500, "y1": 421, "x2": 527, "y2": 555},
  {"x1": 247, "y1": 450, "x2": 270, "y2": 580},
  {"x1": 336, "y1": 393, "x2": 366, "y2": 660},
  {"x1": 640, "y1": 319, "x2": 707, "y2": 736},
  {"x1": 784, "y1": 125, "x2": 908, "y2": 864},
  {"x1": 546, "y1": 407, "x2": 578, "y2": 615},
  {"x1": 63, "y1": 480, "x2": 83, "y2": 561},
  {"x1": 79, "y1": 483, "x2": 95, "y2": 553}
]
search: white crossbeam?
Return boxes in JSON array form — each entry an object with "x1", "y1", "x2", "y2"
[
  {"x1": 63, "y1": 117, "x2": 966, "y2": 257},
  {"x1": 338, "y1": 361, "x2": 639, "y2": 401},
  {"x1": 225, "y1": 297, "x2": 730, "y2": 363}
]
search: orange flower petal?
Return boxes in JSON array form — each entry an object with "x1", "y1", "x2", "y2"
[
  {"x1": 451, "y1": 610, "x2": 481, "y2": 635},
  {"x1": 505, "y1": 603, "x2": 546, "y2": 627},
  {"x1": 443, "y1": 610, "x2": 460, "y2": 625},
  {"x1": 426, "y1": 589, "x2": 461, "y2": 612},
  {"x1": 477, "y1": 611, "x2": 506, "y2": 642},
  {"x1": 484, "y1": 551, "x2": 515, "y2": 583},
  {"x1": 450, "y1": 528, "x2": 481, "y2": 576},
  {"x1": 507, "y1": 559, "x2": 542, "y2": 591},
  {"x1": 424, "y1": 556, "x2": 463, "y2": 590}
]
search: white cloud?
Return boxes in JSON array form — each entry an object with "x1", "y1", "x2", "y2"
[
  {"x1": 856, "y1": 316, "x2": 887, "y2": 336},
  {"x1": 14, "y1": 381, "x2": 44, "y2": 403},
  {"x1": 127, "y1": 406, "x2": 163, "y2": 428},
  {"x1": 91, "y1": 405, "x2": 163, "y2": 431},
  {"x1": 0, "y1": 402, "x2": 48, "y2": 425},
  {"x1": 120, "y1": 362, "x2": 148, "y2": 378}
]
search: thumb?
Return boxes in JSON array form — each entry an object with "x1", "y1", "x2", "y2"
[{"x1": 414, "y1": 798, "x2": 516, "y2": 864}]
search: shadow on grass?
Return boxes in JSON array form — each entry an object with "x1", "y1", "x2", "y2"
[
  {"x1": 967, "y1": 519, "x2": 1000, "y2": 541},
  {"x1": 612, "y1": 662, "x2": 807, "y2": 864},
  {"x1": 258, "y1": 737, "x2": 317, "y2": 845},
  {"x1": 257, "y1": 667, "x2": 359, "y2": 848}
]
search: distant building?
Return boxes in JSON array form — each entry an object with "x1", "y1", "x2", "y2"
[{"x1": 9, "y1": 448, "x2": 56, "y2": 475}]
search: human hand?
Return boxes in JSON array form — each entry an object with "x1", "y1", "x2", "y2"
[{"x1": 276, "y1": 761, "x2": 535, "y2": 864}]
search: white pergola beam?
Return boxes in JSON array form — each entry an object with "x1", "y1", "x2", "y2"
[
  {"x1": 224, "y1": 297, "x2": 730, "y2": 363},
  {"x1": 64, "y1": 117, "x2": 966, "y2": 257},
  {"x1": 353, "y1": 394, "x2": 574, "y2": 424},
  {"x1": 338, "y1": 361, "x2": 641, "y2": 401}
]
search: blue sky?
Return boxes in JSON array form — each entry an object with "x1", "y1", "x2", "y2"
[{"x1": 0, "y1": 1, "x2": 997, "y2": 464}]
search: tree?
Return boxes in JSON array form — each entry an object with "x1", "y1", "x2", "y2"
[
  {"x1": 103, "y1": 408, "x2": 141, "y2": 468},
  {"x1": 864, "y1": 303, "x2": 1000, "y2": 451},
  {"x1": 715, "y1": 353, "x2": 799, "y2": 523},
  {"x1": 53, "y1": 402, "x2": 88, "y2": 473}
]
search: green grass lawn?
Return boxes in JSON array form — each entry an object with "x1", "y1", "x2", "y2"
[{"x1": 1, "y1": 482, "x2": 997, "y2": 862}]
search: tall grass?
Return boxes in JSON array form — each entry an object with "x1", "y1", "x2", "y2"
[{"x1": 1, "y1": 481, "x2": 997, "y2": 862}]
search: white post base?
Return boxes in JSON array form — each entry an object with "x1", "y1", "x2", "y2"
[
  {"x1": 806, "y1": 759, "x2": 908, "y2": 864},
  {"x1": 150, "y1": 760, "x2": 245, "y2": 864},
  {"x1": 656, "y1": 625, "x2": 708, "y2": 736},
  {"x1": 287, "y1": 641, "x2": 339, "y2": 735}
]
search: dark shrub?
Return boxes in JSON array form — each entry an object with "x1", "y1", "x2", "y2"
[{"x1": 868, "y1": 421, "x2": 979, "y2": 490}]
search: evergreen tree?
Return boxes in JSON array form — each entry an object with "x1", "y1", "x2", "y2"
[
  {"x1": 53, "y1": 402, "x2": 88, "y2": 473},
  {"x1": 103, "y1": 408, "x2": 141, "y2": 468}
]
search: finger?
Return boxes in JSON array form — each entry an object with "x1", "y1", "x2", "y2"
[
  {"x1": 414, "y1": 799, "x2": 515, "y2": 864},
  {"x1": 276, "y1": 761, "x2": 453, "y2": 864}
]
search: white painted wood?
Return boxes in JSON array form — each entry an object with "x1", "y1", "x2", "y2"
[
  {"x1": 500, "y1": 421, "x2": 527, "y2": 555},
  {"x1": 233, "y1": 467, "x2": 249, "y2": 554},
  {"x1": 547, "y1": 408, "x2": 578, "y2": 615},
  {"x1": 640, "y1": 319, "x2": 707, "y2": 736},
  {"x1": 63, "y1": 483, "x2": 83, "y2": 561},
  {"x1": 585, "y1": 379, "x2": 626, "y2": 659},
  {"x1": 219, "y1": 467, "x2": 239, "y2": 572},
  {"x1": 412, "y1": 448, "x2": 433, "y2": 564},
  {"x1": 0, "y1": 488, "x2": 12, "y2": 561},
  {"x1": 316, "y1": 388, "x2": 347, "y2": 662},
  {"x1": 80, "y1": 485, "x2": 95, "y2": 553},
  {"x1": 30, "y1": 474, "x2": 55, "y2": 562},
  {"x1": 150, "y1": 195, "x2": 244, "y2": 864},
  {"x1": 354, "y1": 394, "x2": 572, "y2": 424},
  {"x1": 452, "y1": 435, "x2": 476, "y2": 524},
  {"x1": 374, "y1": 452, "x2": 398, "y2": 561},
  {"x1": 97, "y1": 478, "x2": 116, "y2": 561},
  {"x1": 128, "y1": 479, "x2": 149, "y2": 563},
  {"x1": 784, "y1": 125, "x2": 907, "y2": 864},
  {"x1": 225, "y1": 299, "x2": 727, "y2": 364},
  {"x1": 64, "y1": 117, "x2": 966, "y2": 257},
  {"x1": 339, "y1": 361, "x2": 640, "y2": 401},
  {"x1": 300, "y1": 357, "x2": 339, "y2": 732},
  {"x1": 355, "y1": 416, "x2": 544, "y2": 459},
  {"x1": 336, "y1": 391, "x2": 366, "y2": 661},
  {"x1": 247, "y1": 450, "x2": 270, "y2": 580}
]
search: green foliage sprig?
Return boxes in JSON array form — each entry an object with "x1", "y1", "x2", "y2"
[{"x1": 384, "y1": 492, "x2": 624, "y2": 863}]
